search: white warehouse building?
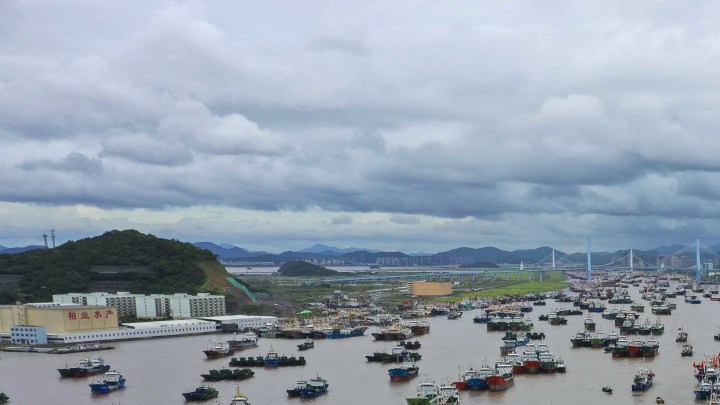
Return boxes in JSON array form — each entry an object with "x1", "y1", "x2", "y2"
[{"x1": 53, "y1": 292, "x2": 226, "y2": 318}]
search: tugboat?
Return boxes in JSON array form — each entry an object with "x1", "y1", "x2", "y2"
[
  {"x1": 203, "y1": 341, "x2": 235, "y2": 359},
  {"x1": 182, "y1": 385, "x2": 219, "y2": 401},
  {"x1": 299, "y1": 376, "x2": 329, "y2": 398},
  {"x1": 58, "y1": 357, "x2": 111, "y2": 378},
  {"x1": 229, "y1": 387, "x2": 252, "y2": 405},
  {"x1": 89, "y1": 370, "x2": 126, "y2": 394},
  {"x1": 631, "y1": 368, "x2": 654, "y2": 392},
  {"x1": 389, "y1": 359, "x2": 420, "y2": 382}
]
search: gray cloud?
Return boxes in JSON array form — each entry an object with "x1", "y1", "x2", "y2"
[
  {"x1": 17, "y1": 152, "x2": 103, "y2": 174},
  {"x1": 3, "y1": 1, "x2": 720, "y2": 251}
]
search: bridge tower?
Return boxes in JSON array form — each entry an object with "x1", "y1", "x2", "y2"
[
  {"x1": 586, "y1": 237, "x2": 592, "y2": 281},
  {"x1": 552, "y1": 248, "x2": 556, "y2": 268},
  {"x1": 696, "y1": 239, "x2": 702, "y2": 283},
  {"x1": 630, "y1": 249, "x2": 634, "y2": 271}
]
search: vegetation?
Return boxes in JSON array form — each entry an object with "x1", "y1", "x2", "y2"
[
  {"x1": 435, "y1": 271, "x2": 569, "y2": 302},
  {"x1": 277, "y1": 260, "x2": 339, "y2": 276},
  {"x1": 458, "y1": 261, "x2": 500, "y2": 269},
  {"x1": 0, "y1": 230, "x2": 220, "y2": 304}
]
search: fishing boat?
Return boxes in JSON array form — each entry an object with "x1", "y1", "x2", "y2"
[
  {"x1": 463, "y1": 364, "x2": 494, "y2": 390},
  {"x1": 0, "y1": 393, "x2": 8, "y2": 404},
  {"x1": 399, "y1": 340, "x2": 422, "y2": 350},
  {"x1": 602, "y1": 386, "x2": 613, "y2": 394},
  {"x1": 298, "y1": 376, "x2": 329, "y2": 398},
  {"x1": 584, "y1": 317, "x2": 596, "y2": 331},
  {"x1": 286, "y1": 380, "x2": 308, "y2": 397},
  {"x1": 405, "y1": 381, "x2": 439, "y2": 405},
  {"x1": 297, "y1": 338, "x2": 314, "y2": 351},
  {"x1": 631, "y1": 368, "x2": 654, "y2": 392},
  {"x1": 389, "y1": 359, "x2": 420, "y2": 382},
  {"x1": 58, "y1": 357, "x2": 111, "y2": 378},
  {"x1": 447, "y1": 309, "x2": 463, "y2": 320},
  {"x1": 229, "y1": 387, "x2": 252, "y2": 405},
  {"x1": 227, "y1": 333, "x2": 258, "y2": 350},
  {"x1": 201, "y1": 368, "x2": 254, "y2": 381},
  {"x1": 682, "y1": 345, "x2": 694, "y2": 357},
  {"x1": 203, "y1": 341, "x2": 235, "y2": 359},
  {"x1": 405, "y1": 320, "x2": 431, "y2": 335},
  {"x1": 325, "y1": 325, "x2": 367, "y2": 339},
  {"x1": 434, "y1": 384, "x2": 460, "y2": 404},
  {"x1": 89, "y1": 370, "x2": 126, "y2": 394},
  {"x1": 487, "y1": 362, "x2": 514, "y2": 391},
  {"x1": 372, "y1": 326, "x2": 414, "y2": 341},
  {"x1": 676, "y1": 329, "x2": 688, "y2": 342},
  {"x1": 182, "y1": 385, "x2": 219, "y2": 401},
  {"x1": 263, "y1": 348, "x2": 281, "y2": 367},
  {"x1": 406, "y1": 381, "x2": 459, "y2": 405}
]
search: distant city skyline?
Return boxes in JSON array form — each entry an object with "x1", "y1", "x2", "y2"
[{"x1": 3, "y1": 2, "x2": 720, "y2": 254}]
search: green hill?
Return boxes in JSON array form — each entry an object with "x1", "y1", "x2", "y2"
[
  {"x1": 0, "y1": 230, "x2": 225, "y2": 304},
  {"x1": 277, "y1": 260, "x2": 339, "y2": 276}
]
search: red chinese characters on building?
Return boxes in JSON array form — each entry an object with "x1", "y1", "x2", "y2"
[
  {"x1": 94, "y1": 310, "x2": 103, "y2": 319},
  {"x1": 105, "y1": 309, "x2": 114, "y2": 317},
  {"x1": 67, "y1": 311, "x2": 77, "y2": 320},
  {"x1": 80, "y1": 311, "x2": 90, "y2": 320}
]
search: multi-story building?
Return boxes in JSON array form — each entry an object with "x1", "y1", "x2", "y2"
[{"x1": 53, "y1": 292, "x2": 226, "y2": 318}]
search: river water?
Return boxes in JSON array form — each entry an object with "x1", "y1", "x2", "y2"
[{"x1": 0, "y1": 281, "x2": 715, "y2": 404}]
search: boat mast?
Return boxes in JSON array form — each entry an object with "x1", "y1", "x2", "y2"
[
  {"x1": 587, "y1": 237, "x2": 592, "y2": 281},
  {"x1": 696, "y1": 239, "x2": 702, "y2": 284}
]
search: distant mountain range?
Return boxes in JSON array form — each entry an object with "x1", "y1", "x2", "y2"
[
  {"x1": 0, "y1": 244, "x2": 46, "y2": 254},
  {"x1": 187, "y1": 242, "x2": 720, "y2": 267},
  {"x1": 3, "y1": 240, "x2": 717, "y2": 267}
]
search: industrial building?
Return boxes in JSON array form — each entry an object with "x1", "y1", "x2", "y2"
[
  {"x1": 199, "y1": 315, "x2": 278, "y2": 332},
  {"x1": 53, "y1": 292, "x2": 226, "y2": 318},
  {"x1": 0, "y1": 303, "x2": 222, "y2": 344},
  {"x1": 408, "y1": 281, "x2": 453, "y2": 296}
]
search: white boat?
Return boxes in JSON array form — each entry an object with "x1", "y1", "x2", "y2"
[{"x1": 229, "y1": 387, "x2": 251, "y2": 405}]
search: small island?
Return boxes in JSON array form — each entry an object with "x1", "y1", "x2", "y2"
[{"x1": 277, "y1": 260, "x2": 339, "y2": 276}]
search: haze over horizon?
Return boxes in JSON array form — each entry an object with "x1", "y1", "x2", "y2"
[{"x1": 3, "y1": 1, "x2": 720, "y2": 253}]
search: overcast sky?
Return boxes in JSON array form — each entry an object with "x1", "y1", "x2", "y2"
[{"x1": 2, "y1": 0, "x2": 720, "y2": 254}]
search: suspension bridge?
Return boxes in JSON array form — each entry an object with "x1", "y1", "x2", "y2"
[{"x1": 301, "y1": 238, "x2": 715, "y2": 285}]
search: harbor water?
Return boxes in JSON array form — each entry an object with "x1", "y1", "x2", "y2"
[{"x1": 0, "y1": 282, "x2": 715, "y2": 404}]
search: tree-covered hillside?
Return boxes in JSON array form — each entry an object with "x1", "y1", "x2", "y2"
[
  {"x1": 0, "y1": 230, "x2": 218, "y2": 304},
  {"x1": 277, "y1": 260, "x2": 339, "y2": 276}
]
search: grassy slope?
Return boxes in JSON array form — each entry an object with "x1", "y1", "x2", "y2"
[
  {"x1": 199, "y1": 261, "x2": 240, "y2": 294},
  {"x1": 437, "y1": 271, "x2": 569, "y2": 302}
]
